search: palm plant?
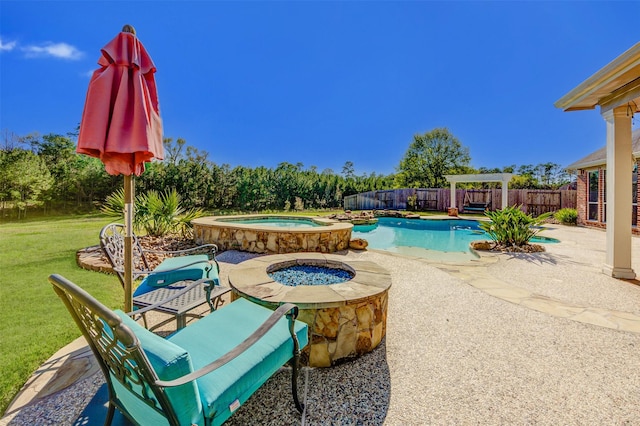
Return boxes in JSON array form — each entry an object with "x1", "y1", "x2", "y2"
[
  {"x1": 480, "y1": 205, "x2": 551, "y2": 248},
  {"x1": 101, "y1": 188, "x2": 204, "y2": 237}
]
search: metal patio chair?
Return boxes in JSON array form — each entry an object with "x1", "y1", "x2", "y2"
[
  {"x1": 50, "y1": 274, "x2": 308, "y2": 426},
  {"x1": 100, "y1": 223, "x2": 229, "y2": 330}
]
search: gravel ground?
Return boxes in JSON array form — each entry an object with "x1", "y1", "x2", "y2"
[
  {"x1": 225, "y1": 247, "x2": 640, "y2": 425},
  {"x1": 3, "y1": 374, "x2": 103, "y2": 426},
  {"x1": 6, "y1": 225, "x2": 640, "y2": 425},
  {"x1": 375, "y1": 250, "x2": 640, "y2": 424}
]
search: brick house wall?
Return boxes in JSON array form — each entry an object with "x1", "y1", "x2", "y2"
[
  {"x1": 571, "y1": 129, "x2": 640, "y2": 233},
  {"x1": 576, "y1": 170, "x2": 587, "y2": 226},
  {"x1": 576, "y1": 162, "x2": 640, "y2": 234}
]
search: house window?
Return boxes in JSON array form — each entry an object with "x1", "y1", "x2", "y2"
[
  {"x1": 590, "y1": 166, "x2": 637, "y2": 225},
  {"x1": 588, "y1": 170, "x2": 599, "y2": 221}
]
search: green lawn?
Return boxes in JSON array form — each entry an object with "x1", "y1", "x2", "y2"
[
  {"x1": 0, "y1": 209, "x2": 346, "y2": 415},
  {"x1": 0, "y1": 208, "x2": 370, "y2": 415},
  {"x1": 0, "y1": 214, "x2": 122, "y2": 416}
]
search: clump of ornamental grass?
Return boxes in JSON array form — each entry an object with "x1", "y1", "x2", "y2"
[
  {"x1": 477, "y1": 205, "x2": 551, "y2": 252},
  {"x1": 554, "y1": 208, "x2": 578, "y2": 226}
]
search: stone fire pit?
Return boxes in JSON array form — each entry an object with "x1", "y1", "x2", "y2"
[{"x1": 228, "y1": 253, "x2": 391, "y2": 367}]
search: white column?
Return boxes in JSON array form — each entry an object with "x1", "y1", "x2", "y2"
[
  {"x1": 602, "y1": 106, "x2": 635, "y2": 279},
  {"x1": 450, "y1": 182, "x2": 456, "y2": 209}
]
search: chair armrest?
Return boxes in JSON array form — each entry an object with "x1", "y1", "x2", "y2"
[
  {"x1": 153, "y1": 259, "x2": 215, "y2": 273},
  {"x1": 127, "y1": 278, "x2": 218, "y2": 317},
  {"x1": 155, "y1": 303, "x2": 300, "y2": 388},
  {"x1": 125, "y1": 259, "x2": 216, "y2": 281}
]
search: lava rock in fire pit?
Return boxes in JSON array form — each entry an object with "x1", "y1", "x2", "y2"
[{"x1": 268, "y1": 265, "x2": 354, "y2": 286}]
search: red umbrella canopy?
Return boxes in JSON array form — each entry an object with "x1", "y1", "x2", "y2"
[{"x1": 77, "y1": 27, "x2": 163, "y2": 176}]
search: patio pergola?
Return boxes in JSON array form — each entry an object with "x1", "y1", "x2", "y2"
[
  {"x1": 555, "y1": 42, "x2": 640, "y2": 279},
  {"x1": 444, "y1": 173, "x2": 514, "y2": 211}
]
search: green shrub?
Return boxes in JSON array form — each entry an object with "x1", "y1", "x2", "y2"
[
  {"x1": 554, "y1": 208, "x2": 578, "y2": 225},
  {"x1": 480, "y1": 205, "x2": 551, "y2": 247},
  {"x1": 101, "y1": 188, "x2": 204, "y2": 237},
  {"x1": 407, "y1": 195, "x2": 417, "y2": 211}
]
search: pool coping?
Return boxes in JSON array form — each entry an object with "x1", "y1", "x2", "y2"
[{"x1": 192, "y1": 214, "x2": 353, "y2": 234}]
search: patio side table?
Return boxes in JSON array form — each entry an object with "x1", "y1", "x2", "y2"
[{"x1": 133, "y1": 281, "x2": 231, "y2": 330}]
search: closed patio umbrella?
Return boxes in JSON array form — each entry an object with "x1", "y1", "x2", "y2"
[{"x1": 77, "y1": 25, "x2": 163, "y2": 311}]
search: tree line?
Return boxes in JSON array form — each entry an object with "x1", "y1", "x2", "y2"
[
  {"x1": 393, "y1": 127, "x2": 571, "y2": 189},
  {"x1": 0, "y1": 127, "x2": 572, "y2": 218}
]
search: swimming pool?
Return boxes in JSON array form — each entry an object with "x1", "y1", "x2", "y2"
[{"x1": 352, "y1": 217, "x2": 556, "y2": 261}]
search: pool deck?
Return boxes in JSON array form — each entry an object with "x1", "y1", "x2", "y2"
[{"x1": 3, "y1": 222, "x2": 640, "y2": 424}]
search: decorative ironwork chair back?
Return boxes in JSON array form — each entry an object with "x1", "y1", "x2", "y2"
[
  {"x1": 100, "y1": 223, "x2": 151, "y2": 284},
  {"x1": 50, "y1": 274, "x2": 182, "y2": 424},
  {"x1": 99, "y1": 223, "x2": 219, "y2": 289}
]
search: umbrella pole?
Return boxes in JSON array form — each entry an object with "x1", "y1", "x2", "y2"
[{"x1": 124, "y1": 175, "x2": 134, "y2": 312}]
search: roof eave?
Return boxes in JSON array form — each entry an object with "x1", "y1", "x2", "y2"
[
  {"x1": 568, "y1": 151, "x2": 640, "y2": 171},
  {"x1": 566, "y1": 160, "x2": 605, "y2": 171},
  {"x1": 555, "y1": 42, "x2": 640, "y2": 111}
]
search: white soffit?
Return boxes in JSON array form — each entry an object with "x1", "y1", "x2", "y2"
[{"x1": 555, "y1": 42, "x2": 640, "y2": 113}]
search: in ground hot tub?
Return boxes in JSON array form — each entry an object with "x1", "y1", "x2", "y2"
[
  {"x1": 228, "y1": 253, "x2": 391, "y2": 367},
  {"x1": 192, "y1": 215, "x2": 353, "y2": 254}
]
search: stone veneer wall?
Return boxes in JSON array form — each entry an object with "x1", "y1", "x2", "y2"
[
  {"x1": 297, "y1": 292, "x2": 388, "y2": 367},
  {"x1": 192, "y1": 217, "x2": 352, "y2": 254},
  {"x1": 228, "y1": 254, "x2": 391, "y2": 367}
]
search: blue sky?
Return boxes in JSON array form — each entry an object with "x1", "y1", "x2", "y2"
[{"x1": 1, "y1": 1, "x2": 639, "y2": 176}]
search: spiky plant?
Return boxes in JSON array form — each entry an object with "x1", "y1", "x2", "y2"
[
  {"x1": 101, "y1": 188, "x2": 204, "y2": 237},
  {"x1": 479, "y1": 205, "x2": 551, "y2": 248}
]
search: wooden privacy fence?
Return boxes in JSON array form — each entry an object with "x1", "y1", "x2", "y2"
[{"x1": 343, "y1": 188, "x2": 577, "y2": 214}]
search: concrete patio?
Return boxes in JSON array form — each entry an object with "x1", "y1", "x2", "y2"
[{"x1": 2, "y1": 222, "x2": 640, "y2": 425}]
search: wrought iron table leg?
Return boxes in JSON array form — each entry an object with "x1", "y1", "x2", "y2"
[{"x1": 176, "y1": 313, "x2": 187, "y2": 329}]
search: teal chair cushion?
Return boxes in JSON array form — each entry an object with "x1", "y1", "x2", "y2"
[
  {"x1": 134, "y1": 254, "x2": 216, "y2": 296},
  {"x1": 113, "y1": 310, "x2": 204, "y2": 426},
  {"x1": 167, "y1": 298, "x2": 309, "y2": 426}
]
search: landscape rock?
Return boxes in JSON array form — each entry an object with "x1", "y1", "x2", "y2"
[
  {"x1": 470, "y1": 240, "x2": 546, "y2": 253},
  {"x1": 350, "y1": 238, "x2": 369, "y2": 250}
]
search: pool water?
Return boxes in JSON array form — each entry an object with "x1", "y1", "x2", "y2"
[
  {"x1": 352, "y1": 217, "x2": 556, "y2": 261},
  {"x1": 221, "y1": 217, "x2": 322, "y2": 228}
]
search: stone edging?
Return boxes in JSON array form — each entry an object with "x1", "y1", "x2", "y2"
[{"x1": 76, "y1": 245, "x2": 113, "y2": 274}]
